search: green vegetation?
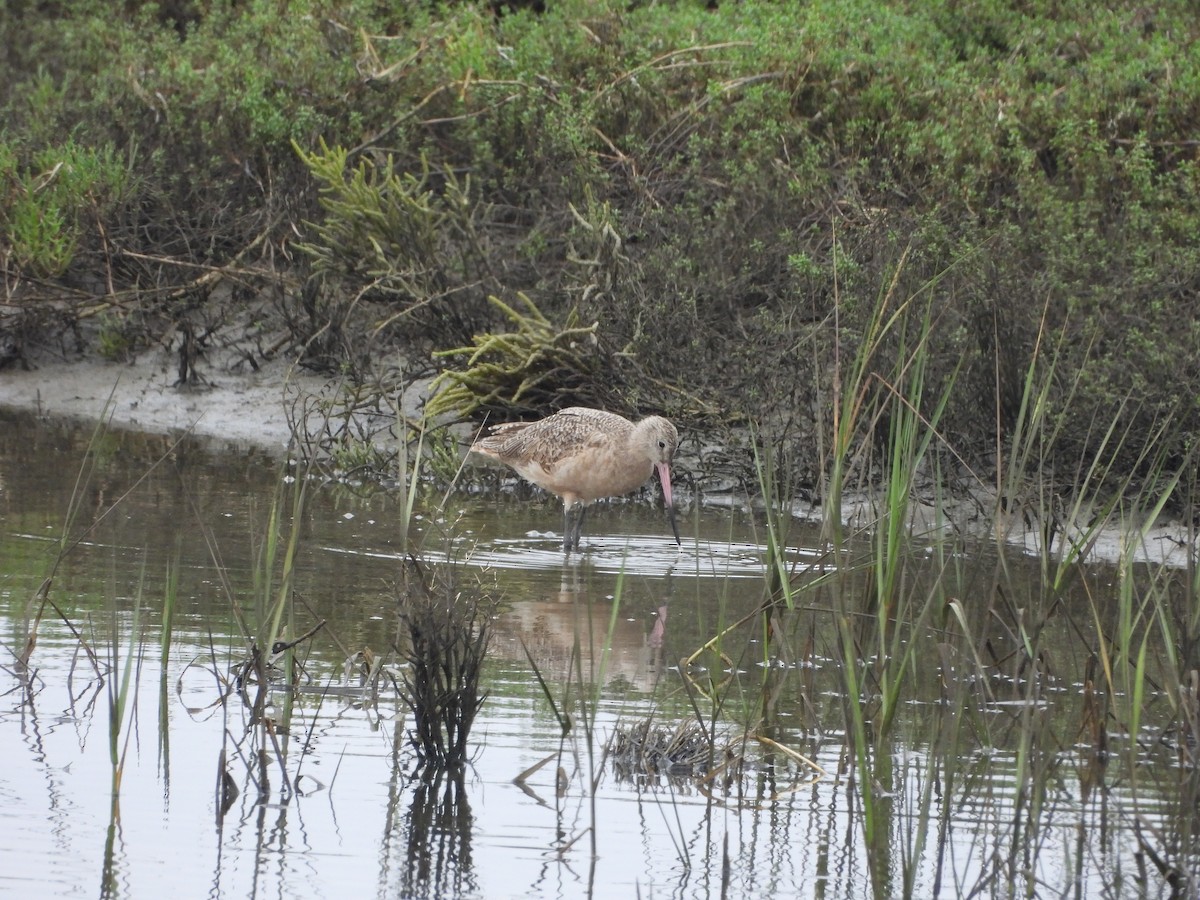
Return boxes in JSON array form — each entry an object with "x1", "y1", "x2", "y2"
[
  {"x1": 0, "y1": 140, "x2": 128, "y2": 277},
  {"x1": 426, "y1": 293, "x2": 604, "y2": 419},
  {"x1": 3, "y1": 0, "x2": 1200, "y2": 496}
]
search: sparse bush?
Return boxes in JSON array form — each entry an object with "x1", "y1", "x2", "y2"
[{"x1": 293, "y1": 142, "x2": 502, "y2": 368}]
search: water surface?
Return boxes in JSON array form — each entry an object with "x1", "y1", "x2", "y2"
[{"x1": 0, "y1": 408, "x2": 1194, "y2": 898}]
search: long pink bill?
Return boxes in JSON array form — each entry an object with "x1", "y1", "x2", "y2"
[{"x1": 656, "y1": 462, "x2": 681, "y2": 546}]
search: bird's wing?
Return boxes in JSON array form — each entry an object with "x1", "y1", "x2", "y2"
[
  {"x1": 472, "y1": 409, "x2": 628, "y2": 468},
  {"x1": 517, "y1": 415, "x2": 610, "y2": 468},
  {"x1": 558, "y1": 408, "x2": 628, "y2": 428}
]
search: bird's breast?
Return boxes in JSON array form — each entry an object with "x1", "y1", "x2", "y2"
[{"x1": 516, "y1": 451, "x2": 653, "y2": 504}]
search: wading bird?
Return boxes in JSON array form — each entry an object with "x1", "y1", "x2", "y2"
[{"x1": 469, "y1": 407, "x2": 681, "y2": 552}]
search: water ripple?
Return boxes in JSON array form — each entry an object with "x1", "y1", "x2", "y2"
[{"x1": 324, "y1": 533, "x2": 821, "y2": 579}]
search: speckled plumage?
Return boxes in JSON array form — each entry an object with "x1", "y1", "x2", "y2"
[{"x1": 470, "y1": 407, "x2": 680, "y2": 551}]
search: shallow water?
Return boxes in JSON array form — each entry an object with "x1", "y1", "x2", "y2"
[{"x1": 0, "y1": 408, "x2": 1196, "y2": 898}]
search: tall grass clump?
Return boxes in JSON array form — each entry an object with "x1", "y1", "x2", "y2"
[
  {"x1": 389, "y1": 412, "x2": 493, "y2": 771},
  {"x1": 790, "y1": 245, "x2": 1136, "y2": 894},
  {"x1": 395, "y1": 557, "x2": 491, "y2": 769},
  {"x1": 239, "y1": 475, "x2": 308, "y2": 724},
  {"x1": 988, "y1": 303, "x2": 1185, "y2": 732},
  {"x1": 192, "y1": 463, "x2": 324, "y2": 808},
  {"x1": 826, "y1": 271, "x2": 963, "y2": 885}
]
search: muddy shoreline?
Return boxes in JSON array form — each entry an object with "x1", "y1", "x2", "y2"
[
  {"x1": 0, "y1": 347, "x2": 314, "y2": 452},
  {"x1": 0, "y1": 345, "x2": 1194, "y2": 570}
]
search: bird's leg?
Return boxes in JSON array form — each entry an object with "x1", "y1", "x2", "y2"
[
  {"x1": 572, "y1": 506, "x2": 588, "y2": 550},
  {"x1": 562, "y1": 503, "x2": 578, "y2": 553},
  {"x1": 562, "y1": 502, "x2": 587, "y2": 552}
]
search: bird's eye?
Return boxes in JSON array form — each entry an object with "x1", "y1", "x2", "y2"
[{"x1": 659, "y1": 441, "x2": 666, "y2": 449}]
